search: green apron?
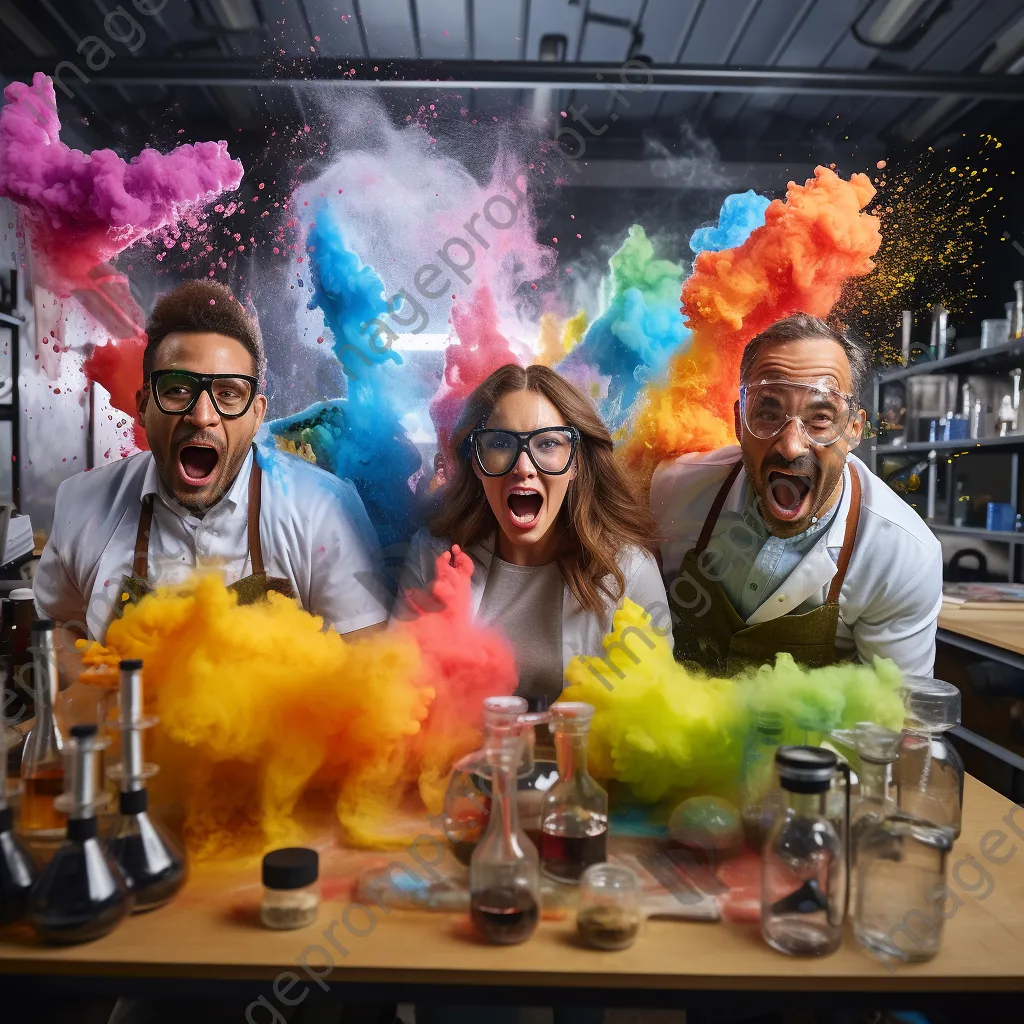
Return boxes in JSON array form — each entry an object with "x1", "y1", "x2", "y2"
[
  {"x1": 111, "y1": 446, "x2": 296, "y2": 624},
  {"x1": 669, "y1": 459, "x2": 863, "y2": 676}
]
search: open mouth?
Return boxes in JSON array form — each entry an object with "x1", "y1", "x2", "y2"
[
  {"x1": 766, "y1": 470, "x2": 814, "y2": 521},
  {"x1": 506, "y1": 488, "x2": 544, "y2": 529},
  {"x1": 177, "y1": 444, "x2": 220, "y2": 485}
]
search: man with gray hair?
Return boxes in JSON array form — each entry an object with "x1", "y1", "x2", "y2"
[{"x1": 652, "y1": 312, "x2": 942, "y2": 677}]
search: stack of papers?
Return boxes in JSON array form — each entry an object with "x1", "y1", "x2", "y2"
[
  {"x1": 943, "y1": 582, "x2": 1024, "y2": 605},
  {"x1": 2, "y1": 514, "x2": 33, "y2": 564}
]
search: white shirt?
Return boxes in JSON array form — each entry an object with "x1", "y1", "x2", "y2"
[
  {"x1": 394, "y1": 527, "x2": 669, "y2": 676},
  {"x1": 650, "y1": 446, "x2": 944, "y2": 678},
  {"x1": 34, "y1": 446, "x2": 390, "y2": 640}
]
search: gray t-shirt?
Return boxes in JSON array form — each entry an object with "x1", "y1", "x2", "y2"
[{"x1": 477, "y1": 557, "x2": 565, "y2": 706}]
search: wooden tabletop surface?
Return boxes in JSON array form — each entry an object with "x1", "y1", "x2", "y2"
[
  {"x1": 938, "y1": 600, "x2": 1024, "y2": 656},
  {"x1": 1, "y1": 776, "x2": 1022, "y2": 994}
]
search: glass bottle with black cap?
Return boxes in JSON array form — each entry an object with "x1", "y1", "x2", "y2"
[
  {"x1": 29, "y1": 723, "x2": 134, "y2": 943},
  {"x1": 761, "y1": 746, "x2": 850, "y2": 957},
  {"x1": 0, "y1": 721, "x2": 36, "y2": 925},
  {"x1": 107, "y1": 659, "x2": 187, "y2": 912}
]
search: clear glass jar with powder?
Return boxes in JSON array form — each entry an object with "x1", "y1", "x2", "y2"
[{"x1": 261, "y1": 848, "x2": 320, "y2": 930}]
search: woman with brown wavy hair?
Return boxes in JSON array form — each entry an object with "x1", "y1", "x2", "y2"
[{"x1": 396, "y1": 363, "x2": 667, "y2": 707}]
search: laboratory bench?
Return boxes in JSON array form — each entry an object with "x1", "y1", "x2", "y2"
[{"x1": 0, "y1": 776, "x2": 1021, "y2": 1016}]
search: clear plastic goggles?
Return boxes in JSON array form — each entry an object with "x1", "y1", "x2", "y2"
[{"x1": 739, "y1": 379, "x2": 856, "y2": 447}]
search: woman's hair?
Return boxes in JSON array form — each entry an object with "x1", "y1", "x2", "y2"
[{"x1": 430, "y1": 363, "x2": 657, "y2": 614}]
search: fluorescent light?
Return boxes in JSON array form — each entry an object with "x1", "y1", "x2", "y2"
[
  {"x1": 0, "y1": 0, "x2": 56, "y2": 58},
  {"x1": 863, "y1": 0, "x2": 932, "y2": 45}
]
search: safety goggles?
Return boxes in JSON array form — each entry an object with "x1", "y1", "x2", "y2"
[
  {"x1": 148, "y1": 370, "x2": 259, "y2": 419},
  {"x1": 739, "y1": 379, "x2": 857, "y2": 447},
  {"x1": 471, "y1": 427, "x2": 580, "y2": 477}
]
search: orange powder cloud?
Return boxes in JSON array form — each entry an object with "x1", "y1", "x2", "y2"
[
  {"x1": 621, "y1": 166, "x2": 881, "y2": 483},
  {"x1": 81, "y1": 548, "x2": 517, "y2": 859}
]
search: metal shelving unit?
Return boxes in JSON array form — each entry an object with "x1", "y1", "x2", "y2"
[
  {"x1": 870, "y1": 337, "x2": 1024, "y2": 583},
  {"x1": 0, "y1": 267, "x2": 22, "y2": 512}
]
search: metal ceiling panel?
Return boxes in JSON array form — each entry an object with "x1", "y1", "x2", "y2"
[
  {"x1": 524, "y1": 0, "x2": 585, "y2": 65},
  {"x1": 917, "y1": 0, "x2": 1017, "y2": 71},
  {"x1": 589, "y1": 0, "x2": 644, "y2": 20},
  {"x1": 678, "y1": 0, "x2": 759, "y2": 62},
  {"x1": 633, "y1": 0, "x2": 702, "y2": 64},
  {"x1": 303, "y1": 0, "x2": 363, "y2": 58},
  {"x1": 418, "y1": 0, "x2": 469, "y2": 59},
  {"x1": 360, "y1": 0, "x2": 419, "y2": 58},
  {"x1": 730, "y1": 0, "x2": 810, "y2": 64},
  {"x1": 578, "y1": 20, "x2": 633, "y2": 63},
  {"x1": 262, "y1": 0, "x2": 313, "y2": 56},
  {"x1": 471, "y1": 0, "x2": 523, "y2": 60},
  {"x1": 774, "y1": 0, "x2": 871, "y2": 67}
]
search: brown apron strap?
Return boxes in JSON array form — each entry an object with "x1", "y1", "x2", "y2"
[
  {"x1": 247, "y1": 449, "x2": 266, "y2": 576},
  {"x1": 695, "y1": 460, "x2": 744, "y2": 554},
  {"x1": 133, "y1": 495, "x2": 155, "y2": 582},
  {"x1": 825, "y1": 461, "x2": 863, "y2": 604}
]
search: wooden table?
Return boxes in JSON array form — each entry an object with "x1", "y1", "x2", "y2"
[
  {"x1": 938, "y1": 600, "x2": 1024, "y2": 666},
  {"x1": 1, "y1": 777, "x2": 1023, "y2": 1015}
]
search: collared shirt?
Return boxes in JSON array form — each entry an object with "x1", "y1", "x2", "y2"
[
  {"x1": 710, "y1": 480, "x2": 841, "y2": 620},
  {"x1": 34, "y1": 445, "x2": 390, "y2": 640},
  {"x1": 650, "y1": 446, "x2": 944, "y2": 678}
]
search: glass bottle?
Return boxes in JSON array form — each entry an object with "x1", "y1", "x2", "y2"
[
  {"x1": 2, "y1": 589, "x2": 36, "y2": 777},
  {"x1": 741, "y1": 711, "x2": 783, "y2": 851},
  {"x1": 29, "y1": 724, "x2": 134, "y2": 943},
  {"x1": 896, "y1": 678, "x2": 964, "y2": 837},
  {"x1": 19, "y1": 620, "x2": 66, "y2": 840},
  {"x1": 469, "y1": 710, "x2": 539, "y2": 944},
  {"x1": 106, "y1": 659, "x2": 186, "y2": 912},
  {"x1": 854, "y1": 815, "x2": 953, "y2": 964},
  {"x1": 539, "y1": 702, "x2": 608, "y2": 884},
  {"x1": 831, "y1": 723, "x2": 902, "y2": 870},
  {"x1": 0, "y1": 723, "x2": 36, "y2": 925},
  {"x1": 761, "y1": 747, "x2": 848, "y2": 957}
]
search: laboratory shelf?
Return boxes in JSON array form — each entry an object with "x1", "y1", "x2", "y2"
[{"x1": 876, "y1": 336, "x2": 1022, "y2": 384}]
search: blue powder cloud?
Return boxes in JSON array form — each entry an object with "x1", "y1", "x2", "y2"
[{"x1": 689, "y1": 189, "x2": 770, "y2": 254}]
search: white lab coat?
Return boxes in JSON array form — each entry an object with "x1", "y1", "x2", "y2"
[
  {"x1": 395, "y1": 527, "x2": 668, "y2": 675},
  {"x1": 650, "y1": 446, "x2": 944, "y2": 677}
]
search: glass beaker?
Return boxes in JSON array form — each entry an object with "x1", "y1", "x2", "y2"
[
  {"x1": 741, "y1": 711, "x2": 783, "y2": 851},
  {"x1": 469, "y1": 712, "x2": 539, "y2": 944},
  {"x1": 442, "y1": 696, "x2": 556, "y2": 866},
  {"x1": 854, "y1": 815, "x2": 953, "y2": 964},
  {"x1": 539, "y1": 702, "x2": 608, "y2": 884},
  {"x1": 29, "y1": 724, "x2": 134, "y2": 944},
  {"x1": 19, "y1": 620, "x2": 66, "y2": 840},
  {"x1": 761, "y1": 746, "x2": 849, "y2": 957},
  {"x1": 577, "y1": 863, "x2": 641, "y2": 950},
  {"x1": 896, "y1": 678, "x2": 964, "y2": 837}
]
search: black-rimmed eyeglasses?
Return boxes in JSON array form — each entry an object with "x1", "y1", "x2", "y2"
[
  {"x1": 147, "y1": 370, "x2": 260, "y2": 419},
  {"x1": 471, "y1": 427, "x2": 580, "y2": 477}
]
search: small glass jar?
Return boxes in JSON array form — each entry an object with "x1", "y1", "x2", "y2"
[
  {"x1": 576, "y1": 864, "x2": 641, "y2": 951},
  {"x1": 261, "y1": 848, "x2": 320, "y2": 930}
]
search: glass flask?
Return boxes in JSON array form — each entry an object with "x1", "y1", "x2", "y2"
[
  {"x1": 0, "y1": 724, "x2": 36, "y2": 925},
  {"x1": 761, "y1": 747, "x2": 849, "y2": 957},
  {"x1": 106, "y1": 660, "x2": 186, "y2": 912},
  {"x1": 741, "y1": 711, "x2": 783, "y2": 851},
  {"x1": 29, "y1": 724, "x2": 134, "y2": 944},
  {"x1": 854, "y1": 815, "x2": 953, "y2": 964},
  {"x1": 469, "y1": 711, "x2": 540, "y2": 944},
  {"x1": 539, "y1": 702, "x2": 608, "y2": 884},
  {"x1": 577, "y1": 863, "x2": 641, "y2": 950},
  {"x1": 19, "y1": 620, "x2": 66, "y2": 840},
  {"x1": 896, "y1": 678, "x2": 964, "y2": 837},
  {"x1": 831, "y1": 723, "x2": 901, "y2": 871},
  {"x1": 442, "y1": 696, "x2": 557, "y2": 866}
]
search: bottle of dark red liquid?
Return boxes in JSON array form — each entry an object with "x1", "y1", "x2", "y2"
[{"x1": 539, "y1": 702, "x2": 608, "y2": 884}]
